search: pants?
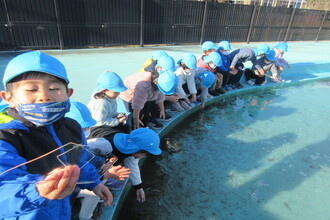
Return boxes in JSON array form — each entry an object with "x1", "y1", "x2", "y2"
[
  {"x1": 227, "y1": 63, "x2": 244, "y2": 85},
  {"x1": 123, "y1": 101, "x2": 159, "y2": 128},
  {"x1": 210, "y1": 72, "x2": 223, "y2": 90},
  {"x1": 244, "y1": 69, "x2": 266, "y2": 85},
  {"x1": 76, "y1": 189, "x2": 101, "y2": 220}
]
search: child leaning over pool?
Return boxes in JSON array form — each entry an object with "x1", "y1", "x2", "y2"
[
  {"x1": 0, "y1": 51, "x2": 112, "y2": 219},
  {"x1": 87, "y1": 71, "x2": 130, "y2": 133},
  {"x1": 66, "y1": 101, "x2": 131, "y2": 220}
]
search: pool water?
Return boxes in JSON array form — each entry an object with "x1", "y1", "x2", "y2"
[{"x1": 117, "y1": 80, "x2": 330, "y2": 220}]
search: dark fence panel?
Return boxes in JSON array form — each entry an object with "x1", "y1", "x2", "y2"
[
  {"x1": 0, "y1": 0, "x2": 329, "y2": 50},
  {"x1": 204, "y1": 3, "x2": 252, "y2": 42}
]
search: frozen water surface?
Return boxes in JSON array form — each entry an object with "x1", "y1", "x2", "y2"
[{"x1": 118, "y1": 80, "x2": 330, "y2": 220}]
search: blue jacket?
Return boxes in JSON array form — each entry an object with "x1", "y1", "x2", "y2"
[
  {"x1": 216, "y1": 49, "x2": 230, "y2": 72},
  {"x1": 0, "y1": 108, "x2": 101, "y2": 219}
]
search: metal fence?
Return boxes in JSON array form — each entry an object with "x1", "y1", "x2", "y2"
[{"x1": 0, "y1": 0, "x2": 329, "y2": 50}]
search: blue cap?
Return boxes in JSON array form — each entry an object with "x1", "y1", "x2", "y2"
[
  {"x1": 152, "y1": 50, "x2": 168, "y2": 61},
  {"x1": 156, "y1": 55, "x2": 176, "y2": 72},
  {"x1": 274, "y1": 42, "x2": 288, "y2": 52},
  {"x1": 66, "y1": 101, "x2": 96, "y2": 129},
  {"x1": 157, "y1": 70, "x2": 178, "y2": 95},
  {"x1": 256, "y1": 44, "x2": 270, "y2": 56},
  {"x1": 3, "y1": 51, "x2": 69, "y2": 87},
  {"x1": 113, "y1": 128, "x2": 161, "y2": 155},
  {"x1": 202, "y1": 41, "x2": 217, "y2": 51},
  {"x1": 204, "y1": 52, "x2": 222, "y2": 67},
  {"x1": 198, "y1": 71, "x2": 216, "y2": 89},
  {"x1": 265, "y1": 50, "x2": 276, "y2": 61},
  {"x1": 177, "y1": 53, "x2": 197, "y2": 70},
  {"x1": 218, "y1": 41, "x2": 232, "y2": 51},
  {"x1": 93, "y1": 71, "x2": 127, "y2": 93}
]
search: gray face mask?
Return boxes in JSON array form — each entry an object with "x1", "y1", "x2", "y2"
[
  {"x1": 83, "y1": 129, "x2": 91, "y2": 138},
  {"x1": 222, "y1": 51, "x2": 230, "y2": 55}
]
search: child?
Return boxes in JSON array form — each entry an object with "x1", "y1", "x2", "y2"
[
  {"x1": 228, "y1": 43, "x2": 270, "y2": 89},
  {"x1": 67, "y1": 101, "x2": 131, "y2": 220},
  {"x1": 197, "y1": 51, "x2": 224, "y2": 96},
  {"x1": 0, "y1": 51, "x2": 112, "y2": 219},
  {"x1": 195, "y1": 71, "x2": 216, "y2": 109},
  {"x1": 273, "y1": 42, "x2": 290, "y2": 82},
  {"x1": 245, "y1": 50, "x2": 278, "y2": 86},
  {"x1": 172, "y1": 53, "x2": 198, "y2": 111},
  {"x1": 216, "y1": 40, "x2": 238, "y2": 91},
  {"x1": 120, "y1": 57, "x2": 178, "y2": 130},
  {"x1": 89, "y1": 126, "x2": 162, "y2": 203},
  {"x1": 201, "y1": 41, "x2": 217, "y2": 56},
  {"x1": 87, "y1": 71, "x2": 130, "y2": 133},
  {"x1": 139, "y1": 50, "x2": 168, "y2": 73}
]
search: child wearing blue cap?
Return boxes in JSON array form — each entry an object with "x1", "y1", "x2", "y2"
[
  {"x1": 120, "y1": 58, "x2": 178, "y2": 130},
  {"x1": 87, "y1": 71, "x2": 130, "y2": 133},
  {"x1": 197, "y1": 51, "x2": 224, "y2": 96},
  {"x1": 139, "y1": 50, "x2": 168, "y2": 73},
  {"x1": 89, "y1": 126, "x2": 161, "y2": 203},
  {"x1": 273, "y1": 42, "x2": 290, "y2": 83},
  {"x1": 245, "y1": 50, "x2": 278, "y2": 86},
  {"x1": 66, "y1": 101, "x2": 131, "y2": 220},
  {"x1": 0, "y1": 51, "x2": 113, "y2": 219},
  {"x1": 171, "y1": 53, "x2": 198, "y2": 111},
  {"x1": 195, "y1": 71, "x2": 216, "y2": 109},
  {"x1": 228, "y1": 44, "x2": 270, "y2": 89}
]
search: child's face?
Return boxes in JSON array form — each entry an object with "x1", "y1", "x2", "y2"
[
  {"x1": 1, "y1": 74, "x2": 73, "y2": 108},
  {"x1": 104, "y1": 90, "x2": 119, "y2": 99}
]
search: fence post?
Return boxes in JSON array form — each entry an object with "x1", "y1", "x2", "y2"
[
  {"x1": 53, "y1": 0, "x2": 64, "y2": 50},
  {"x1": 315, "y1": 11, "x2": 327, "y2": 42},
  {"x1": 200, "y1": 0, "x2": 208, "y2": 45},
  {"x1": 284, "y1": 7, "x2": 296, "y2": 42},
  {"x1": 140, "y1": 0, "x2": 145, "y2": 47},
  {"x1": 246, "y1": 5, "x2": 257, "y2": 44}
]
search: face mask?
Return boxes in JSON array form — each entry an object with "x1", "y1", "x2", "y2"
[
  {"x1": 83, "y1": 129, "x2": 91, "y2": 138},
  {"x1": 17, "y1": 100, "x2": 70, "y2": 126},
  {"x1": 209, "y1": 63, "x2": 217, "y2": 69},
  {"x1": 222, "y1": 51, "x2": 230, "y2": 55}
]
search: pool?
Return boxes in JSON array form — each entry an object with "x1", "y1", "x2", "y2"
[{"x1": 117, "y1": 80, "x2": 330, "y2": 220}]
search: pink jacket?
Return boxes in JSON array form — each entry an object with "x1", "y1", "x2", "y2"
[{"x1": 120, "y1": 72, "x2": 165, "y2": 110}]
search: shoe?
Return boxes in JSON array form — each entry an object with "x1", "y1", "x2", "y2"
[
  {"x1": 171, "y1": 102, "x2": 184, "y2": 112},
  {"x1": 158, "y1": 112, "x2": 172, "y2": 121},
  {"x1": 271, "y1": 78, "x2": 282, "y2": 83},
  {"x1": 234, "y1": 83, "x2": 243, "y2": 89},
  {"x1": 105, "y1": 179, "x2": 125, "y2": 191},
  {"x1": 147, "y1": 119, "x2": 163, "y2": 129},
  {"x1": 246, "y1": 80, "x2": 255, "y2": 85},
  {"x1": 206, "y1": 93, "x2": 213, "y2": 99},
  {"x1": 179, "y1": 100, "x2": 191, "y2": 110},
  {"x1": 223, "y1": 85, "x2": 232, "y2": 92},
  {"x1": 216, "y1": 88, "x2": 225, "y2": 94},
  {"x1": 189, "y1": 101, "x2": 199, "y2": 108},
  {"x1": 230, "y1": 84, "x2": 237, "y2": 90},
  {"x1": 209, "y1": 89, "x2": 220, "y2": 96},
  {"x1": 260, "y1": 78, "x2": 267, "y2": 86},
  {"x1": 278, "y1": 77, "x2": 285, "y2": 82}
]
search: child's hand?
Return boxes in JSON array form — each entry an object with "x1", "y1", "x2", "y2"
[
  {"x1": 279, "y1": 66, "x2": 284, "y2": 71},
  {"x1": 118, "y1": 115, "x2": 128, "y2": 123},
  {"x1": 93, "y1": 183, "x2": 113, "y2": 206},
  {"x1": 104, "y1": 165, "x2": 131, "y2": 180},
  {"x1": 200, "y1": 102, "x2": 205, "y2": 109},
  {"x1": 229, "y1": 69, "x2": 238, "y2": 75},
  {"x1": 36, "y1": 165, "x2": 80, "y2": 200},
  {"x1": 133, "y1": 118, "x2": 144, "y2": 130},
  {"x1": 136, "y1": 188, "x2": 146, "y2": 202}
]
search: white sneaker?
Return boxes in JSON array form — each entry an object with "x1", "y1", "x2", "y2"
[
  {"x1": 260, "y1": 79, "x2": 267, "y2": 86},
  {"x1": 271, "y1": 78, "x2": 282, "y2": 83},
  {"x1": 246, "y1": 80, "x2": 255, "y2": 85}
]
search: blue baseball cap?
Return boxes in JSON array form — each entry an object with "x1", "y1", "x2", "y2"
[
  {"x1": 156, "y1": 55, "x2": 176, "y2": 72},
  {"x1": 218, "y1": 41, "x2": 232, "y2": 51},
  {"x1": 157, "y1": 70, "x2": 178, "y2": 95},
  {"x1": 177, "y1": 53, "x2": 197, "y2": 70},
  {"x1": 265, "y1": 50, "x2": 276, "y2": 61},
  {"x1": 256, "y1": 44, "x2": 270, "y2": 56},
  {"x1": 93, "y1": 71, "x2": 127, "y2": 93},
  {"x1": 198, "y1": 71, "x2": 216, "y2": 89},
  {"x1": 66, "y1": 101, "x2": 96, "y2": 129},
  {"x1": 204, "y1": 52, "x2": 222, "y2": 67},
  {"x1": 113, "y1": 128, "x2": 161, "y2": 155},
  {"x1": 3, "y1": 51, "x2": 69, "y2": 87},
  {"x1": 152, "y1": 50, "x2": 168, "y2": 61},
  {"x1": 202, "y1": 41, "x2": 217, "y2": 51},
  {"x1": 274, "y1": 42, "x2": 288, "y2": 52}
]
